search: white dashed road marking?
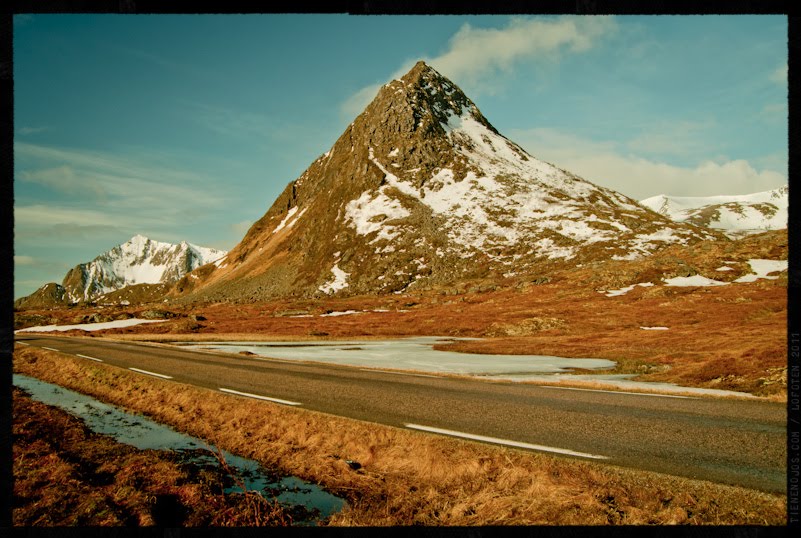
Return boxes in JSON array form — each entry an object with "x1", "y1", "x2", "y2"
[
  {"x1": 77, "y1": 354, "x2": 103, "y2": 362},
  {"x1": 405, "y1": 423, "x2": 609, "y2": 460},
  {"x1": 129, "y1": 367, "x2": 173, "y2": 380},
  {"x1": 218, "y1": 387, "x2": 301, "y2": 406},
  {"x1": 42, "y1": 347, "x2": 59, "y2": 352}
]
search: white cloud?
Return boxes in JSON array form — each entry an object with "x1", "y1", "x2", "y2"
[
  {"x1": 509, "y1": 127, "x2": 787, "y2": 199},
  {"x1": 229, "y1": 220, "x2": 253, "y2": 237},
  {"x1": 14, "y1": 255, "x2": 35, "y2": 265},
  {"x1": 340, "y1": 16, "x2": 616, "y2": 117},
  {"x1": 771, "y1": 63, "x2": 787, "y2": 86},
  {"x1": 429, "y1": 16, "x2": 616, "y2": 86}
]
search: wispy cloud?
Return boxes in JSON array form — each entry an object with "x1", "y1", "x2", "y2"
[
  {"x1": 508, "y1": 127, "x2": 786, "y2": 199},
  {"x1": 625, "y1": 120, "x2": 717, "y2": 158},
  {"x1": 14, "y1": 255, "x2": 36, "y2": 265},
  {"x1": 771, "y1": 63, "x2": 787, "y2": 86},
  {"x1": 17, "y1": 126, "x2": 51, "y2": 136},
  {"x1": 108, "y1": 44, "x2": 211, "y2": 81},
  {"x1": 341, "y1": 16, "x2": 617, "y2": 117},
  {"x1": 181, "y1": 101, "x2": 276, "y2": 140},
  {"x1": 179, "y1": 100, "x2": 310, "y2": 145},
  {"x1": 15, "y1": 142, "x2": 231, "y2": 242},
  {"x1": 229, "y1": 220, "x2": 253, "y2": 237}
]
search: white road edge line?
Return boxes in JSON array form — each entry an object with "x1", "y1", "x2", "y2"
[
  {"x1": 129, "y1": 367, "x2": 173, "y2": 380},
  {"x1": 77, "y1": 354, "x2": 103, "y2": 363},
  {"x1": 218, "y1": 387, "x2": 301, "y2": 406},
  {"x1": 540, "y1": 385, "x2": 695, "y2": 399},
  {"x1": 42, "y1": 347, "x2": 59, "y2": 352},
  {"x1": 359, "y1": 368, "x2": 438, "y2": 378},
  {"x1": 405, "y1": 423, "x2": 608, "y2": 460},
  {"x1": 17, "y1": 342, "x2": 29, "y2": 346}
]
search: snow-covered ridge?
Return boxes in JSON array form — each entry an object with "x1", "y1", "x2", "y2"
[
  {"x1": 640, "y1": 186, "x2": 787, "y2": 237},
  {"x1": 345, "y1": 101, "x2": 705, "y2": 262},
  {"x1": 65, "y1": 235, "x2": 227, "y2": 302}
]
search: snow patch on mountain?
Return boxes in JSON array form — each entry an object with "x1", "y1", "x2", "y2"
[{"x1": 319, "y1": 263, "x2": 350, "y2": 294}]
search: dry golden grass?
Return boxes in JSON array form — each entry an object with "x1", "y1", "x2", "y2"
[{"x1": 14, "y1": 346, "x2": 786, "y2": 526}]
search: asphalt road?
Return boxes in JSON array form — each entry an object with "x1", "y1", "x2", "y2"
[{"x1": 15, "y1": 334, "x2": 787, "y2": 493}]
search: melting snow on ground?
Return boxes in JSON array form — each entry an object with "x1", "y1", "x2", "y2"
[
  {"x1": 602, "y1": 282, "x2": 654, "y2": 297},
  {"x1": 15, "y1": 318, "x2": 166, "y2": 333},
  {"x1": 273, "y1": 207, "x2": 307, "y2": 234},
  {"x1": 664, "y1": 275, "x2": 729, "y2": 287},
  {"x1": 319, "y1": 310, "x2": 362, "y2": 317},
  {"x1": 734, "y1": 259, "x2": 788, "y2": 283}
]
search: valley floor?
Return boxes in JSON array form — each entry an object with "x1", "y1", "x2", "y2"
[
  {"x1": 13, "y1": 346, "x2": 787, "y2": 525},
  {"x1": 16, "y1": 267, "x2": 788, "y2": 399}
]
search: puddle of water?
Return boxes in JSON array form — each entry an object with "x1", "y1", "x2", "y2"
[
  {"x1": 180, "y1": 336, "x2": 616, "y2": 375},
  {"x1": 13, "y1": 374, "x2": 346, "y2": 524}
]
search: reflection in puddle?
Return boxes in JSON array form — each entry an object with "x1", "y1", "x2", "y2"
[{"x1": 13, "y1": 374, "x2": 346, "y2": 524}]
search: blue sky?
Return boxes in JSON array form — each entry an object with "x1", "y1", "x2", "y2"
[{"x1": 13, "y1": 14, "x2": 787, "y2": 299}]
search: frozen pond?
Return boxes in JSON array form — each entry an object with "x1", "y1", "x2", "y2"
[
  {"x1": 179, "y1": 336, "x2": 616, "y2": 376},
  {"x1": 179, "y1": 337, "x2": 757, "y2": 397},
  {"x1": 13, "y1": 374, "x2": 345, "y2": 524}
]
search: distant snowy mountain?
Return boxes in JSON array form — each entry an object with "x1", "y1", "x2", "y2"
[
  {"x1": 640, "y1": 186, "x2": 788, "y2": 238},
  {"x1": 59, "y1": 234, "x2": 226, "y2": 303}
]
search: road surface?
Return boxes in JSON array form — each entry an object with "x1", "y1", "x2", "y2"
[{"x1": 14, "y1": 334, "x2": 786, "y2": 493}]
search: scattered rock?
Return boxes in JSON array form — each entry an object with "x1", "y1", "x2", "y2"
[
  {"x1": 189, "y1": 314, "x2": 207, "y2": 321},
  {"x1": 274, "y1": 309, "x2": 311, "y2": 317},
  {"x1": 140, "y1": 309, "x2": 177, "y2": 320},
  {"x1": 486, "y1": 317, "x2": 566, "y2": 336}
]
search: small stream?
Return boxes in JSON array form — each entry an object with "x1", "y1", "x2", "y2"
[{"x1": 13, "y1": 374, "x2": 346, "y2": 525}]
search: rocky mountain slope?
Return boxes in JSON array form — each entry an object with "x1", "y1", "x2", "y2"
[
  {"x1": 640, "y1": 186, "x2": 787, "y2": 239},
  {"x1": 176, "y1": 61, "x2": 722, "y2": 303},
  {"x1": 16, "y1": 235, "x2": 226, "y2": 308}
]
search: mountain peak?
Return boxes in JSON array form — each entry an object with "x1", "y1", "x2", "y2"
[
  {"x1": 182, "y1": 61, "x2": 724, "y2": 302},
  {"x1": 399, "y1": 60, "x2": 440, "y2": 84}
]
